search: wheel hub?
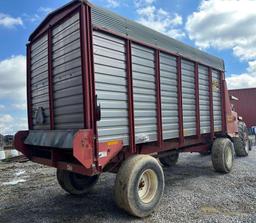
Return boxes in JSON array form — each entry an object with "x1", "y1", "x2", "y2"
[{"x1": 138, "y1": 169, "x2": 158, "y2": 204}]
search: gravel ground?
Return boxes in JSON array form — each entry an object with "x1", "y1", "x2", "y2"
[{"x1": 1, "y1": 147, "x2": 256, "y2": 223}]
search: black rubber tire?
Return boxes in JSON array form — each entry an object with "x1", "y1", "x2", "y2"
[
  {"x1": 56, "y1": 169, "x2": 99, "y2": 195},
  {"x1": 249, "y1": 139, "x2": 252, "y2": 151},
  {"x1": 211, "y1": 138, "x2": 234, "y2": 173},
  {"x1": 114, "y1": 155, "x2": 164, "y2": 218},
  {"x1": 233, "y1": 121, "x2": 249, "y2": 157},
  {"x1": 159, "y1": 153, "x2": 179, "y2": 167}
]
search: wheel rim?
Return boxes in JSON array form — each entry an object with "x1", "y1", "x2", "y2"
[
  {"x1": 225, "y1": 146, "x2": 233, "y2": 169},
  {"x1": 137, "y1": 169, "x2": 158, "y2": 204}
]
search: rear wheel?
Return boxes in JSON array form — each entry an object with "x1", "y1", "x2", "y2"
[
  {"x1": 114, "y1": 155, "x2": 164, "y2": 218},
  {"x1": 211, "y1": 138, "x2": 234, "y2": 173},
  {"x1": 159, "y1": 152, "x2": 179, "y2": 167},
  {"x1": 57, "y1": 169, "x2": 99, "y2": 195},
  {"x1": 233, "y1": 121, "x2": 249, "y2": 157}
]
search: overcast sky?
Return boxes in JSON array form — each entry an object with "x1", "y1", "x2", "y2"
[{"x1": 0, "y1": 0, "x2": 256, "y2": 135}]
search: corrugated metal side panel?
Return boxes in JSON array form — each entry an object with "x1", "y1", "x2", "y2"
[
  {"x1": 132, "y1": 44, "x2": 157, "y2": 143},
  {"x1": 52, "y1": 13, "x2": 84, "y2": 129},
  {"x1": 93, "y1": 31, "x2": 129, "y2": 145},
  {"x1": 91, "y1": 5, "x2": 224, "y2": 71},
  {"x1": 212, "y1": 69, "x2": 222, "y2": 132},
  {"x1": 159, "y1": 53, "x2": 178, "y2": 139},
  {"x1": 198, "y1": 65, "x2": 210, "y2": 134},
  {"x1": 181, "y1": 59, "x2": 196, "y2": 136},
  {"x1": 31, "y1": 34, "x2": 50, "y2": 130}
]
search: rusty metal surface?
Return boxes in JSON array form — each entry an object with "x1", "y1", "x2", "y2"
[
  {"x1": 98, "y1": 140, "x2": 123, "y2": 168},
  {"x1": 73, "y1": 129, "x2": 94, "y2": 169}
]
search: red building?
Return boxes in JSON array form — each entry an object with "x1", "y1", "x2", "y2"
[{"x1": 229, "y1": 88, "x2": 256, "y2": 127}]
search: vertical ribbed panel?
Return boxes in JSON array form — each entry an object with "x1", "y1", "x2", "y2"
[
  {"x1": 198, "y1": 65, "x2": 210, "y2": 134},
  {"x1": 212, "y1": 69, "x2": 222, "y2": 131},
  {"x1": 93, "y1": 31, "x2": 129, "y2": 145},
  {"x1": 52, "y1": 13, "x2": 84, "y2": 129},
  {"x1": 31, "y1": 34, "x2": 50, "y2": 130},
  {"x1": 181, "y1": 59, "x2": 196, "y2": 136},
  {"x1": 160, "y1": 53, "x2": 179, "y2": 139},
  {"x1": 132, "y1": 44, "x2": 157, "y2": 144}
]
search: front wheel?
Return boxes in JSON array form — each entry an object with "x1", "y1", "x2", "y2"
[
  {"x1": 57, "y1": 169, "x2": 99, "y2": 195},
  {"x1": 114, "y1": 155, "x2": 164, "y2": 218},
  {"x1": 233, "y1": 121, "x2": 249, "y2": 157},
  {"x1": 211, "y1": 138, "x2": 234, "y2": 173}
]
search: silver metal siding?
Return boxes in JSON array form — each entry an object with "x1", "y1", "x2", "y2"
[
  {"x1": 160, "y1": 53, "x2": 179, "y2": 139},
  {"x1": 93, "y1": 31, "x2": 129, "y2": 145},
  {"x1": 198, "y1": 65, "x2": 211, "y2": 134},
  {"x1": 91, "y1": 5, "x2": 225, "y2": 71},
  {"x1": 52, "y1": 13, "x2": 84, "y2": 130},
  {"x1": 132, "y1": 44, "x2": 157, "y2": 144},
  {"x1": 181, "y1": 59, "x2": 196, "y2": 136},
  {"x1": 31, "y1": 34, "x2": 50, "y2": 130},
  {"x1": 212, "y1": 70, "x2": 222, "y2": 132}
]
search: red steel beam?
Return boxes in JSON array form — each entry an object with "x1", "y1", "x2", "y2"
[
  {"x1": 220, "y1": 71, "x2": 227, "y2": 132},
  {"x1": 140, "y1": 135, "x2": 211, "y2": 154},
  {"x1": 177, "y1": 56, "x2": 184, "y2": 145},
  {"x1": 47, "y1": 28, "x2": 54, "y2": 130},
  {"x1": 194, "y1": 62, "x2": 200, "y2": 138},
  {"x1": 26, "y1": 44, "x2": 33, "y2": 130},
  {"x1": 86, "y1": 5, "x2": 99, "y2": 161},
  {"x1": 208, "y1": 68, "x2": 214, "y2": 139},
  {"x1": 126, "y1": 40, "x2": 136, "y2": 153},
  {"x1": 155, "y1": 50, "x2": 163, "y2": 147},
  {"x1": 85, "y1": 5, "x2": 96, "y2": 132},
  {"x1": 80, "y1": 4, "x2": 92, "y2": 129}
]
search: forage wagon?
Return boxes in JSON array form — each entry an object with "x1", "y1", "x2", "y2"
[{"x1": 14, "y1": 0, "x2": 251, "y2": 217}]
